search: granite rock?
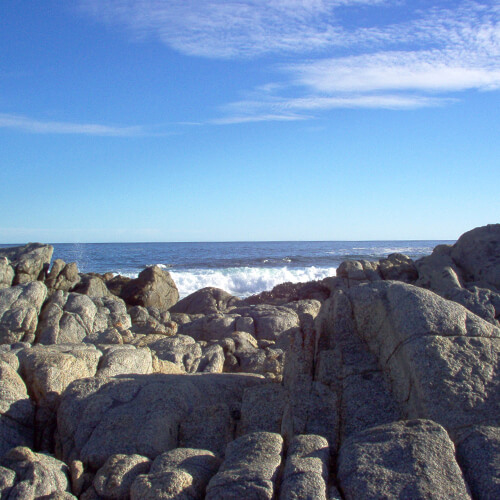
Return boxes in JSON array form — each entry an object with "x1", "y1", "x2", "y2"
[
  {"x1": 337, "y1": 419, "x2": 471, "y2": 500},
  {"x1": 120, "y1": 265, "x2": 179, "y2": 311},
  {"x1": 130, "y1": 448, "x2": 220, "y2": 500},
  {"x1": 205, "y1": 432, "x2": 283, "y2": 500},
  {"x1": 0, "y1": 282, "x2": 47, "y2": 344},
  {"x1": 0, "y1": 243, "x2": 53, "y2": 285},
  {"x1": 0, "y1": 361, "x2": 34, "y2": 458},
  {"x1": 169, "y1": 287, "x2": 241, "y2": 315}
]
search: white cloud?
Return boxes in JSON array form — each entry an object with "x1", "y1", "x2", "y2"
[
  {"x1": 79, "y1": 0, "x2": 390, "y2": 58},
  {"x1": 0, "y1": 113, "x2": 144, "y2": 136},
  {"x1": 288, "y1": 49, "x2": 500, "y2": 93},
  {"x1": 77, "y1": 0, "x2": 500, "y2": 119}
]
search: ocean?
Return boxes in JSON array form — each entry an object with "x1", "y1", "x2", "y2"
[{"x1": 48, "y1": 240, "x2": 453, "y2": 298}]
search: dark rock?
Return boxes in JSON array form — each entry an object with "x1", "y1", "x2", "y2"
[
  {"x1": 456, "y1": 425, "x2": 500, "y2": 499},
  {"x1": 130, "y1": 448, "x2": 220, "y2": 500},
  {"x1": 93, "y1": 453, "x2": 152, "y2": 499},
  {"x1": 379, "y1": 253, "x2": 418, "y2": 282},
  {"x1": 243, "y1": 279, "x2": 331, "y2": 306},
  {"x1": 451, "y1": 223, "x2": 500, "y2": 291},
  {"x1": 105, "y1": 274, "x2": 131, "y2": 297},
  {"x1": 170, "y1": 287, "x2": 241, "y2": 315},
  {"x1": 120, "y1": 265, "x2": 179, "y2": 311}
]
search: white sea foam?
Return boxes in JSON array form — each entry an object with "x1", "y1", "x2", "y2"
[{"x1": 169, "y1": 266, "x2": 337, "y2": 298}]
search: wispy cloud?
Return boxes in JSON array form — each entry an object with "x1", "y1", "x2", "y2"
[
  {"x1": 0, "y1": 113, "x2": 145, "y2": 136},
  {"x1": 79, "y1": 0, "x2": 390, "y2": 58},
  {"x1": 78, "y1": 0, "x2": 500, "y2": 120}
]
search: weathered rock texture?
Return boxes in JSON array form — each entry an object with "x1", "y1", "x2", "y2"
[
  {"x1": 0, "y1": 225, "x2": 498, "y2": 498},
  {"x1": 0, "y1": 446, "x2": 72, "y2": 498},
  {"x1": 337, "y1": 419, "x2": 471, "y2": 499},
  {"x1": 36, "y1": 291, "x2": 131, "y2": 344},
  {"x1": 0, "y1": 243, "x2": 53, "y2": 285},
  {"x1": 0, "y1": 282, "x2": 48, "y2": 344},
  {"x1": 0, "y1": 361, "x2": 34, "y2": 458},
  {"x1": 56, "y1": 373, "x2": 265, "y2": 471}
]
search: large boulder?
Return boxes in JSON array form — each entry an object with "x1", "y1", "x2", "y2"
[
  {"x1": 96, "y1": 345, "x2": 153, "y2": 378},
  {"x1": 317, "y1": 281, "x2": 500, "y2": 436},
  {"x1": 0, "y1": 361, "x2": 34, "y2": 458},
  {"x1": 120, "y1": 265, "x2": 179, "y2": 311},
  {"x1": 93, "y1": 453, "x2": 152, "y2": 499},
  {"x1": 0, "y1": 282, "x2": 47, "y2": 344},
  {"x1": 0, "y1": 243, "x2": 53, "y2": 285},
  {"x1": 169, "y1": 287, "x2": 241, "y2": 315},
  {"x1": 18, "y1": 343, "x2": 101, "y2": 451},
  {"x1": 337, "y1": 420, "x2": 471, "y2": 499},
  {"x1": 56, "y1": 373, "x2": 265, "y2": 471},
  {"x1": 36, "y1": 291, "x2": 131, "y2": 344},
  {"x1": 451, "y1": 223, "x2": 500, "y2": 291}
]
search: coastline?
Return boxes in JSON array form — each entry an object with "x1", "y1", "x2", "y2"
[{"x1": 0, "y1": 224, "x2": 498, "y2": 498}]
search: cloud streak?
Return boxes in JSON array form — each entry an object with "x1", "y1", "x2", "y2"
[
  {"x1": 78, "y1": 0, "x2": 500, "y2": 120},
  {"x1": 0, "y1": 113, "x2": 145, "y2": 136}
]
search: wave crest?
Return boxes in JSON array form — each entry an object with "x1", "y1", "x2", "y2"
[{"x1": 169, "y1": 266, "x2": 336, "y2": 298}]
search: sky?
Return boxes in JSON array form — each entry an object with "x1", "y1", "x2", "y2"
[{"x1": 0, "y1": 0, "x2": 499, "y2": 243}]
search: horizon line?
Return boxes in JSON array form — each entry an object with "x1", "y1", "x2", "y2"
[{"x1": 0, "y1": 238, "x2": 457, "y2": 246}]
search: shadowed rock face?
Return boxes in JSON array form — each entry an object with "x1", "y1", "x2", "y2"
[
  {"x1": 451, "y1": 223, "x2": 500, "y2": 291},
  {"x1": 56, "y1": 373, "x2": 266, "y2": 470},
  {"x1": 0, "y1": 361, "x2": 34, "y2": 459}
]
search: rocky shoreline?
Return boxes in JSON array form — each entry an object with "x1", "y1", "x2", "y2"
[{"x1": 0, "y1": 224, "x2": 498, "y2": 499}]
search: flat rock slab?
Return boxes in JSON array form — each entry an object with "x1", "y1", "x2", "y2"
[
  {"x1": 56, "y1": 373, "x2": 265, "y2": 471},
  {"x1": 337, "y1": 419, "x2": 471, "y2": 500}
]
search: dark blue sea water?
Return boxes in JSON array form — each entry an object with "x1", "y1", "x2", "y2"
[{"x1": 46, "y1": 240, "x2": 452, "y2": 298}]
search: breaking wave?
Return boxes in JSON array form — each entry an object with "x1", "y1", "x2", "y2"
[{"x1": 169, "y1": 266, "x2": 337, "y2": 298}]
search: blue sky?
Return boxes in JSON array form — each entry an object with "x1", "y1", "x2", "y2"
[{"x1": 1, "y1": 0, "x2": 499, "y2": 242}]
